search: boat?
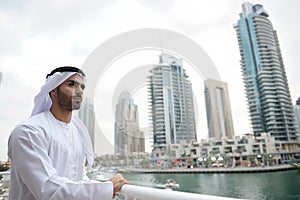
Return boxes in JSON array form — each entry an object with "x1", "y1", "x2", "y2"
[{"x1": 164, "y1": 179, "x2": 180, "y2": 189}]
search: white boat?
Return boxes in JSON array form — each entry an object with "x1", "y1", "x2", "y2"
[{"x1": 164, "y1": 179, "x2": 180, "y2": 189}]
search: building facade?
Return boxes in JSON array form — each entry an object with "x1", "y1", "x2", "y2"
[
  {"x1": 294, "y1": 97, "x2": 300, "y2": 139},
  {"x1": 78, "y1": 97, "x2": 95, "y2": 150},
  {"x1": 95, "y1": 133, "x2": 299, "y2": 168},
  {"x1": 114, "y1": 91, "x2": 145, "y2": 156},
  {"x1": 204, "y1": 79, "x2": 235, "y2": 139},
  {"x1": 166, "y1": 132, "x2": 297, "y2": 166},
  {"x1": 234, "y1": 3, "x2": 298, "y2": 148},
  {"x1": 148, "y1": 53, "x2": 197, "y2": 153}
]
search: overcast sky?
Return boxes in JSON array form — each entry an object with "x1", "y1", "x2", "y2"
[{"x1": 1, "y1": 0, "x2": 299, "y2": 160}]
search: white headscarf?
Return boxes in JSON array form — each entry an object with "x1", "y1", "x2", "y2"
[
  {"x1": 31, "y1": 72, "x2": 77, "y2": 116},
  {"x1": 31, "y1": 71, "x2": 94, "y2": 166}
]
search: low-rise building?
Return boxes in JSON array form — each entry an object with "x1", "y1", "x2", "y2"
[
  {"x1": 95, "y1": 133, "x2": 299, "y2": 168},
  {"x1": 154, "y1": 132, "x2": 299, "y2": 167}
]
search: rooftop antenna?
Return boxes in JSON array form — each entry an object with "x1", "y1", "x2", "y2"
[{"x1": 159, "y1": 33, "x2": 164, "y2": 63}]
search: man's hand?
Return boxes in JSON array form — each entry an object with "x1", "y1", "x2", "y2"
[{"x1": 109, "y1": 174, "x2": 129, "y2": 198}]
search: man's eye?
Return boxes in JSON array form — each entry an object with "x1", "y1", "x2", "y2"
[{"x1": 81, "y1": 85, "x2": 85, "y2": 90}]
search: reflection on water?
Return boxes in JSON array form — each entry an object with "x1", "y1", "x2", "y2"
[{"x1": 108, "y1": 170, "x2": 300, "y2": 200}]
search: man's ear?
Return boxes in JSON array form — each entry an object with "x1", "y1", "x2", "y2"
[{"x1": 49, "y1": 89, "x2": 57, "y2": 98}]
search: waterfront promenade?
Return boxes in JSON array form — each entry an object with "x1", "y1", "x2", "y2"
[{"x1": 125, "y1": 164, "x2": 295, "y2": 174}]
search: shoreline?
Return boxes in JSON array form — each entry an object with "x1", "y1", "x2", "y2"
[{"x1": 122, "y1": 164, "x2": 295, "y2": 174}]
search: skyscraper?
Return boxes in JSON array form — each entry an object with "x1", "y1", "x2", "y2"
[
  {"x1": 114, "y1": 91, "x2": 145, "y2": 156},
  {"x1": 204, "y1": 79, "x2": 235, "y2": 139},
  {"x1": 148, "y1": 53, "x2": 197, "y2": 152},
  {"x1": 294, "y1": 98, "x2": 300, "y2": 138},
  {"x1": 234, "y1": 3, "x2": 298, "y2": 144},
  {"x1": 78, "y1": 97, "x2": 95, "y2": 150}
]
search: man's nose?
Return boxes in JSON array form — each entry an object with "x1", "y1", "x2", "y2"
[{"x1": 75, "y1": 86, "x2": 83, "y2": 95}]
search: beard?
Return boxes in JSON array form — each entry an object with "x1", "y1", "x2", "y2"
[{"x1": 56, "y1": 87, "x2": 82, "y2": 111}]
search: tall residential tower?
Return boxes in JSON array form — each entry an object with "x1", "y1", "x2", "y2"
[
  {"x1": 204, "y1": 79, "x2": 235, "y2": 139},
  {"x1": 234, "y1": 3, "x2": 298, "y2": 148},
  {"x1": 294, "y1": 98, "x2": 300, "y2": 138},
  {"x1": 78, "y1": 98, "x2": 95, "y2": 150},
  {"x1": 148, "y1": 53, "x2": 197, "y2": 152},
  {"x1": 114, "y1": 91, "x2": 145, "y2": 156}
]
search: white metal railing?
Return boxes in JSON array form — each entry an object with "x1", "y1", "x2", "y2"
[
  {"x1": 0, "y1": 171, "x2": 244, "y2": 200},
  {"x1": 119, "y1": 184, "x2": 244, "y2": 200}
]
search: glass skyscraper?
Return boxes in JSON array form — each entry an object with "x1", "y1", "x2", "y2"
[
  {"x1": 234, "y1": 3, "x2": 298, "y2": 145},
  {"x1": 204, "y1": 79, "x2": 235, "y2": 139},
  {"x1": 78, "y1": 97, "x2": 95, "y2": 150},
  {"x1": 294, "y1": 98, "x2": 300, "y2": 139},
  {"x1": 148, "y1": 53, "x2": 197, "y2": 152},
  {"x1": 114, "y1": 91, "x2": 145, "y2": 156}
]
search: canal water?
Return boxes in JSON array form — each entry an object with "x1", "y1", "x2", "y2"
[{"x1": 104, "y1": 170, "x2": 300, "y2": 200}]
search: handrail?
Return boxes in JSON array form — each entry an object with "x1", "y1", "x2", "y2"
[
  {"x1": 0, "y1": 171, "x2": 244, "y2": 200},
  {"x1": 0, "y1": 171, "x2": 10, "y2": 176},
  {"x1": 119, "y1": 184, "x2": 244, "y2": 200}
]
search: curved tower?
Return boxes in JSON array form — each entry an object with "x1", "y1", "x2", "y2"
[
  {"x1": 148, "y1": 53, "x2": 197, "y2": 152},
  {"x1": 234, "y1": 3, "x2": 298, "y2": 145}
]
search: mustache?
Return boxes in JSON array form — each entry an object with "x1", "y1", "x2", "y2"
[{"x1": 72, "y1": 95, "x2": 82, "y2": 100}]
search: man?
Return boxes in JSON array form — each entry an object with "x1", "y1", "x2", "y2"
[{"x1": 8, "y1": 66, "x2": 129, "y2": 200}]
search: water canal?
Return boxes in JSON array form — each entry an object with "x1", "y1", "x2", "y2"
[{"x1": 103, "y1": 170, "x2": 300, "y2": 200}]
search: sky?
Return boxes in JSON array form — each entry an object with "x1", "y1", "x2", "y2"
[{"x1": 1, "y1": 0, "x2": 300, "y2": 160}]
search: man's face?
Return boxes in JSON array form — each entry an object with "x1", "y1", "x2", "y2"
[{"x1": 55, "y1": 74, "x2": 85, "y2": 111}]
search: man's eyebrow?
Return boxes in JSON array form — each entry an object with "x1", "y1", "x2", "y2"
[
  {"x1": 66, "y1": 80, "x2": 85, "y2": 87},
  {"x1": 66, "y1": 80, "x2": 81, "y2": 84}
]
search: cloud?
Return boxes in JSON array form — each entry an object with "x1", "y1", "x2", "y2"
[
  {"x1": 137, "y1": 0, "x2": 176, "y2": 11},
  {"x1": 0, "y1": 0, "x2": 299, "y2": 159},
  {"x1": 0, "y1": 69, "x2": 35, "y2": 121},
  {"x1": 2, "y1": 0, "x2": 114, "y2": 32},
  {"x1": 0, "y1": 9, "x2": 26, "y2": 57}
]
